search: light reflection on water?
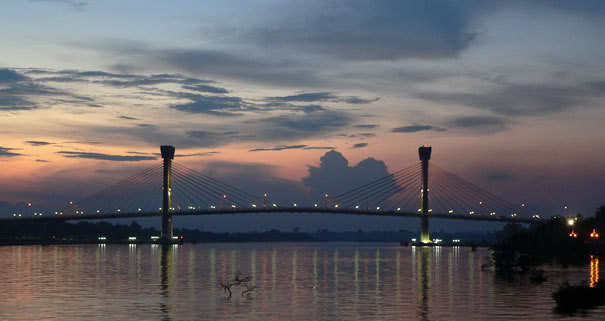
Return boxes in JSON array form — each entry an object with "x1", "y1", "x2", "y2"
[{"x1": 0, "y1": 243, "x2": 603, "y2": 320}]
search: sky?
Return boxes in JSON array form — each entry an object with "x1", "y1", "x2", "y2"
[{"x1": 1, "y1": 0, "x2": 605, "y2": 231}]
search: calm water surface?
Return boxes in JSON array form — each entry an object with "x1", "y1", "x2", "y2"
[{"x1": 0, "y1": 243, "x2": 602, "y2": 320}]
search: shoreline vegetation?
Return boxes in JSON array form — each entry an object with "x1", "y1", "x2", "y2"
[
  {"x1": 0, "y1": 219, "x2": 496, "y2": 246},
  {"x1": 491, "y1": 206, "x2": 605, "y2": 313}
]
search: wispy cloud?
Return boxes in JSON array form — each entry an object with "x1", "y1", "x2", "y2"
[
  {"x1": 25, "y1": 141, "x2": 54, "y2": 146},
  {"x1": 57, "y1": 151, "x2": 157, "y2": 161},
  {"x1": 0, "y1": 146, "x2": 22, "y2": 157},
  {"x1": 392, "y1": 124, "x2": 446, "y2": 133}
]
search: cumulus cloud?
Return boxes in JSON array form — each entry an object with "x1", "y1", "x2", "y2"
[
  {"x1": 352, "y1": 143, "x2": 368, "y2": 149},
  {"x1": 303, "y1": 150, "x2": 390, "y2": 197}
]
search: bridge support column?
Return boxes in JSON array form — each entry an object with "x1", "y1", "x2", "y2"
[
  {"x1": 161, "y1": 145, "x2": 175, "y2": 244},
  {"x1": 419, "y1": 146, "x2": 432, "y2": 244}
]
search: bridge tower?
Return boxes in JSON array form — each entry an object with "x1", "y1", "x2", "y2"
[
  {"x1": 419, "y1": 145, "x2": 432, "y2": 244},
  {"x1": 160, "y1": 145, "x2": 175, "y2": 243}
]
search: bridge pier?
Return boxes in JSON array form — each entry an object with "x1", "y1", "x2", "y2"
[
  {"x1": 419, "y1": 146, "x2": 432, "y2": 244},
  {"x1": 160, "y1": 145, "x2": 175, "y2": 244}
]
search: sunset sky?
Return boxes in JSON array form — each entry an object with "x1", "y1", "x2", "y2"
[{"x1": 1, "y1": 0, "x2": 605, "y2": 227}]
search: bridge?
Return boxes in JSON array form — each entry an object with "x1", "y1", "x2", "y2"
[{"x1": 1, "y1": 145, "x2": 540, "y2": 244}]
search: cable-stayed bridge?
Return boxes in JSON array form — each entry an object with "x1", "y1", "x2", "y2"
[{"x1": 1, "y1": 145, "x2": 541, "y2": 244}]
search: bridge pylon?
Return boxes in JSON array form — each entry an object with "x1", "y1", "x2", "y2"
[
  {"x1": 160, "y1": 145, "x2": 175, "y2": 244},
  {"x1": 419, "y1": 145, "x2": 432, "y2": 244}
]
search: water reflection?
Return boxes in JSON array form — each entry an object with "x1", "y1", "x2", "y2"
[
  {"x1": 160, "y1": 245, "x2": 173, "y2": 321},
  {"x1": 416, "y1": 247, "x2": 431, "y2": 321},
  {"x1": 590, "y1": 255, "x2": 599, "y2": 288},
  {"x1": 1, "y1": 244, "x2": 604, "y2": 321}
]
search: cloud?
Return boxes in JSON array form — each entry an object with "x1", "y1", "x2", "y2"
[
  {"x1": 353, "y1": 124, "x2": 378, "y2": 129},
  {"x1": 253, "y1": 110, "x2": 353, "y2": 140},
  {"x1": 0, "y1": 147, "x2": 22, "y2": 157},
  {"x1": 57, "y1": 151, "x2": 157, "y2": 161},
  {"x1": 29, "y1": 0, "x2": 87, "y2": 10},
  {"x1": 25, "y1": 140, "x2": 53, "y2": 146},
  {"x1": 352, "y1": 143, "x2": 368, "y2": 149},
  {"x1": 249, "y1": 145, "x2": 308, "y2": 152},
  {"x1": 0, "y1": 69, "x2": 28, "y2": 82},
  {"x1": 448, "y1": 115, "x2": 508, "y2": 135},
  {"x1": 118, "y1": 115, "x2": 138, "y2": 120},
  {"x1": 0, "y1": 95, "x2": 38, "y2": 111},
  {"x1": 266, "y1": 92, "x2": 378, "y2": 104},
  {"x1": 35, "y1": 159, "x2": 49, "y2": 163},
  {"x1": 0, "y1": 69, "x2": 97, "y2": 111},
  {"x1": 183, "y1": 84, "x2": 229, "y2": 94},
  {"x1": 414, "y1": 82, "x2": 605, "y2": 117},
  {"x1": 175, "y1": 152, "x2": 219, "y2": 158},
  {"x1": 302, "y1": 151, "x2": 391, "y2": 197},
  {"x1": 247, "y1": 0, "x2": 476, "y2": 60},
  {"x1": 304, "y1": 146, "x2": 336, "y2": 150},
  {"x1": 170, "y1": 95, "x2": 244, "y2": 116},
  {"x1": 392, "y1": 124, "x2": 446, "y2": 133}
]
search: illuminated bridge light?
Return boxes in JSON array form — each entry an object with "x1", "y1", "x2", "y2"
[
  {"x1": 293, "y1": 203, "x2": 297, "y2": 207},
  {"x1": 334, "y1": 204, "x2": 339, "y2": 208},
  {"x1": 117, "y1": 209, "x2": 121, "y2": 212},
  {"x1": 272, "y1": 203, "x2": 278, "y2": 207},
  {"x1": 138, "y1": 208, "x2": 142, "y2": 212},
  {"x1": 479, "y1": 201, "x2": 484, "y2": 205},
  {"x1": 567, "y1": 218, "x2": 575, "y2": 226},
  {"x1": 314, "y1": 204, "x2": 318, "y2": 207},
  {"x1": 128, "y1": 236, "x2": 137, "y2": 242},
  {"x1": 448, "y1": 209, "x2": 454, "y2": 214},
  {"x1": 376, "y1": 206, "x2": 380, "y2": 210},
  {"x1": 469, "y1": 211, "x2": 474, "y2": 215},
  {"x1": 150, "y1": 236, "x2": 160, "y2": 241},
  {"x1": 54, "y1": 211, "x2": 58, "y2": 215},
  {"x1": 397, "y1": 208, "x2": 401, "y2": 211},
  {"x1": 490, "y1": 212, "x2": 496, "y2": 216},
  {"x1": 417, "y1": 208, "x2": 421, "y2": 212},
  {"x1": 231, "y1": 205, "x2": 236, "y2": 208},
  {"x1": 252, "y1": 204, "x2": 257, "y2": 208},
  {"x1": 98, "y1": 236, "x2": 107, "y2": 241},
  {"x1": 511, "y1": 213, "x2": 517, "y2": 217},
  {"x1": 210, "y1": 205, "x2": 216, "y2": 209},
  {"x1": 158, "y1": 207, "x2": 162, "y2": 211},
  {"x1": 355, "y1": 205, "x2": 359, "y2": 209},
  {"x1": 428, "y1": 209, "x2": 432, "y2": 213},
  {"x1": 59, "y1": 212, "x2": 63, "y2": 215}
]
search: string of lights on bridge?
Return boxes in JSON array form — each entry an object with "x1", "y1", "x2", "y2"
[{"x1": 10, "y1": 161, "x2": 548, "y2": 222}]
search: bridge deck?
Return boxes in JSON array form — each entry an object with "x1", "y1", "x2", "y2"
[{"x1": 0, "y1": 207, "x2": 535, "y2": 224}]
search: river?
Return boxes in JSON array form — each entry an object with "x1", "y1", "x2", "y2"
[{"x1": 0, "y1": 243, "x2": 602, "y2": 320}]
